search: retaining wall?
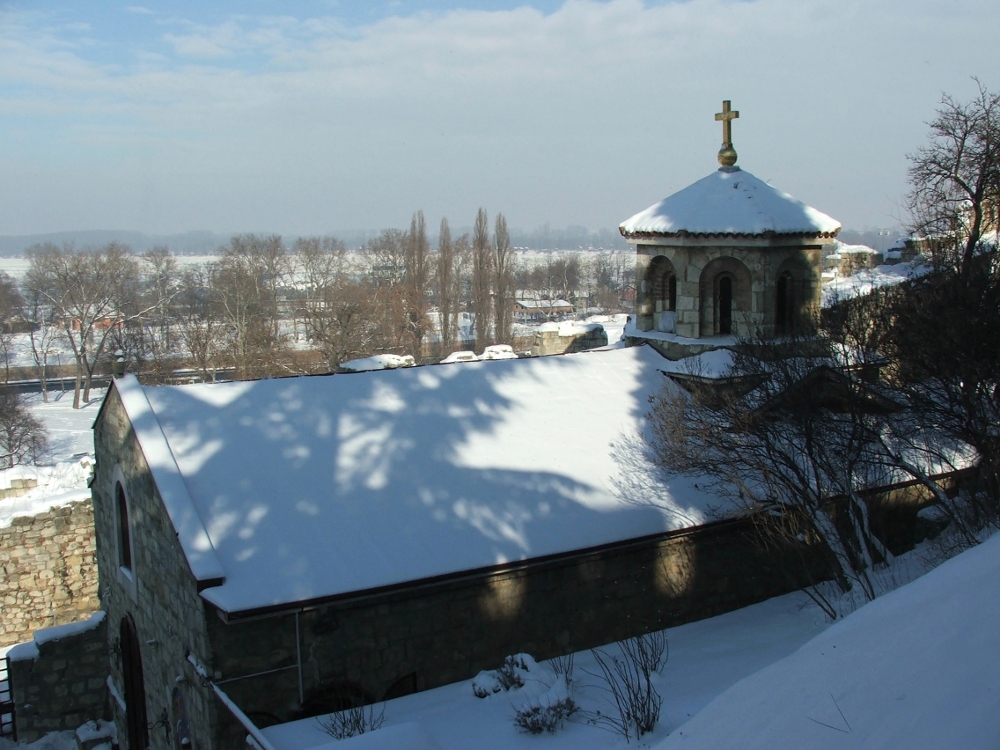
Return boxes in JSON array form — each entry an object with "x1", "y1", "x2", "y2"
[
  {"x1": 0, "y1": 498, "x2": 100, "y2": 647},
  {"x1": 6, "y1": 611, "x2": 108, "y2": 743}
]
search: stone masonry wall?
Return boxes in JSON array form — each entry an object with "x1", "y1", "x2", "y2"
[
  {"x1": 7, "y1": 611, "x2": 108, "y2": 742},
  {"x1": 207, "y1": 514, "x2": 828, "y2": 749},
  {"x1": 0, "y1": 500, "x2": 100, "y2": 648},
  {"x1": 92, "y1": 387, "x2": 222, "y2": 750},
  {"x1": 0, "y1": 477, "x2": 38, "y2": 501},
  {"x1": 530, "y1": 327, "x2": 609, "y2": 356}
]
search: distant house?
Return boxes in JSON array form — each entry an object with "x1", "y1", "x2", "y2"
[{"x1": 512, "y1": 298, "x2": 574, "y2": 322}]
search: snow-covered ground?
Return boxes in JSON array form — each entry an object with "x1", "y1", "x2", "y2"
[
  {"x1": 264, "y1": 590, "x2": 832, "y2": 750},
  {"x1": 0, "y1": 391, "x2": 101, "y2": 530},
  {"x1": 259, "y1": 526, "x2": 999, "y2": 750},
  {"x1": 2, "y1": 290, "x2": 995, "y2": 749},
  {"x1": 822, "y1": 259, "x2": 929, "y2": 306}
]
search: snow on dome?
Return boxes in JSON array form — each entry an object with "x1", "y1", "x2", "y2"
[{"x1": 620, "y1": 167, "x2": 841, "y2": 239}]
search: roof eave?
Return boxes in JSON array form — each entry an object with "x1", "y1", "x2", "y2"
[{"x1": 620, "y1": 228, "x2": 841, "y2": 241}]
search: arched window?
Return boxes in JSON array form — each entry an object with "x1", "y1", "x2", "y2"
[
  {"x1": 116, "y1": 481, "x2": 133, "y2": 572},
  {"x1": 717, "y1": 274, "x2": 734, "y2": 335},
  {"x1": 776, "y1": 272, "x2": 794, "y2": 335},
  {"x1": 646, "y1": 257, "x2": 677, "y2": 313}
]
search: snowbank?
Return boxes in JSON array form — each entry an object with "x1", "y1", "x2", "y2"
[{"x1": 656, "y1": 532, "x2": 1000, "y2": 749}]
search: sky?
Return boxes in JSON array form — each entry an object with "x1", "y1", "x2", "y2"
[{"x1": 1, "y1": 0, "x2": 998, "y2": 239}]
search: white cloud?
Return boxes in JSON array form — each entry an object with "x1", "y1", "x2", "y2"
[
  {"x1": 1, "y1": 0, "x2": 999, "y2": 235},
  {"x1": 125, "y1": 6, "x2": 154, "y2": 15}
]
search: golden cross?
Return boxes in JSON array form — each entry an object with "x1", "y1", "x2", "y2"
[{"x1": 715, "y1": 100, "x2": 739, "y2": 147}]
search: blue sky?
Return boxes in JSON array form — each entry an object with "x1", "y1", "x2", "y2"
[{"x1": 1, "y1": 0, "x2": 998, "y2": 238}]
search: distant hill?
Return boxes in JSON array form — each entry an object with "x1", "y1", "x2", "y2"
[{"x1": 0, "y1": 230, "x2": 229, "y2": 256}]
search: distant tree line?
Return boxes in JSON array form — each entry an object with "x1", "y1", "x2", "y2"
[{"x1": 0, "y1": 210, "x2": 636, "y2": 409}]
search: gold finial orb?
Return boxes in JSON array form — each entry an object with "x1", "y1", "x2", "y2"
[{"x1": 718, "y1": 146, "x2": 738, "y2": 167}]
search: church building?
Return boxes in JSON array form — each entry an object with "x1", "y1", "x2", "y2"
[
  {"x1": 621, "y1": 101, "x2": 841, "y2": 359},
  {"x1": 34, "y1": 102, "x2": 848, "y2": 750}
]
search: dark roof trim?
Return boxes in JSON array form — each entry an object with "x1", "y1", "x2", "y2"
[
  {"x1": 210, "y1": 515, "x2": 750, "y2": 622},
  {"x1": 620, "y1": 228, "x2": 840, "y2": 241}
]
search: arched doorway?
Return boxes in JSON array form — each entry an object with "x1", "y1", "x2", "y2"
[
  {"x1": 644, "y1": 256, "x2": 678, "y2": 333},
  {"x1": 120, "y1": 615, "x2": 149, "y2": 750}
]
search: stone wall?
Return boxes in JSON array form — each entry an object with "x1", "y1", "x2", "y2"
[
  {"x1": 92, "y1": 387, "x2": 221, "y2": 750},
  {"x1": 634, "y1": 239, "x2": 829, "y2": 340},
  {"x1": 0, "y1": 477, "x2": 38, "y2": 501},
  {"x1": 207, "y1": 514, "x2": 827, "y2": 747},
  {"x1": 0, "y1": 499, "x2": 100, "y2": 648},
  {"x1": 6, "y1": 611, "x2": 108, "y2": 742},
  {"x1": 530, "y1": 325, "x2": 608, "y2": 356}
]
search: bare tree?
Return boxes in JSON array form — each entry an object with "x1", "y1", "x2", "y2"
[
  {"x1": 471, "y1": 208, "x2": 493, "y2": 351},
  {"x1": 142, "y1": 246, "x2": 179, "y2": 349},
  {"x1": 881, "y1": 254, "x2": 1000, "y2": 536},
  {"x1": 493, "y1": 213, "x2": 515, "y2": 344},
  {"x1": 453, "y1": 233, "x2": 472, "y2": 347},
  {"x1": 214, "y1": 235, "x2": 290, "y2": 379},
  {"x1": 648, "y1": 339, "x2": 895, "y2": 612},
  {"x1": 404, "y1": 211, "x2": 430, "y2": 296},
  {"x1": 436, "y1": 218, "x2": 457, "y2": 354},
  {"x1": 0, "y1": 272, "x2": 25, "y2": 383},
  {"x1": 24, "y1": 284, "x2": 57, "y2": 402},
  {"x1": 404, "y1": 211, "x2": 430, "y2": 355},
  {"x1": 906, "y1": 79, "x2": 1000, "y2": 275},
  {"x1": 176, "y1": 266, "x2": 229, "y2": 383},
  {"x1": 365, "y1": 229, "x2": 408, "y2": 287},
  {"x1": 0, "y1": 388, "x2": 47, "y2": 468},
  {"x1": 108, "y1": 247, "x2": 182, "y2": 383},
  {"x1": 25, "y1": 242, "x2": 140, "y2": 407}
]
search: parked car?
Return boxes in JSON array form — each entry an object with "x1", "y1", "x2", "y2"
[
  {"x1": 440, "y1": 350, "x2": 478, "y2": 364},
  {"x1": 480, "y1": 344, "x2": 518, "y2": 360}
]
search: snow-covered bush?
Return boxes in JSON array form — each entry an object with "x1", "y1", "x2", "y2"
[
  {"x1": 584, "y1": 631, "x2": 668, "y2": 741},
  {"x1": 315, "y1": 703, "x2": 385, "y2": 740},
  {"x1": 513, "y1": 690, "x2": 577, "y2": 734},
  {"x1": 548, "y1": 652, "x2": 575, "y2": 683},
  {"x1": 471, "y1": 653, "x2": 538, "y2": 697},
  {"x1": 473, "y1": 653, "x2": 579, "y2": 734}
]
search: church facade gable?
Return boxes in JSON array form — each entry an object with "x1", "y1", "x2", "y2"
[{"x1": 91, "y1": 387, "x2": 219, "y2": 750}]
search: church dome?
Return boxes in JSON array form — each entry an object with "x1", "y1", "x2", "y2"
[{"x1": 620, "y1": 166, "x2": 841, "y2": 240}]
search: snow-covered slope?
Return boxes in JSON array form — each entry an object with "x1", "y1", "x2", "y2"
[{"x1": 655, "y1": 532, "x2": 1000, "y2": 750}]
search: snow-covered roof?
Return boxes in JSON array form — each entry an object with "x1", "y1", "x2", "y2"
[
  {"x1": 113, "y1": 347, "x2": 715, "y2": 615},
  {"x1": 620, "y1": 167, "x2": 841, "y2": 239}
]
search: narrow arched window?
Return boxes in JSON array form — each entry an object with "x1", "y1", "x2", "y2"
[
  {"x1": 667, "y1": 274, "x2": 677, "y2": 312},
  {"x1": 718, "y1": 275, "x2": 733, "y2": 334},
  {"x1": 776, "y1": 272, "x2": 795, "y2": 335},
  {"x1": 116, "y1": 481, "x2": 132, "y2": 572}
]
